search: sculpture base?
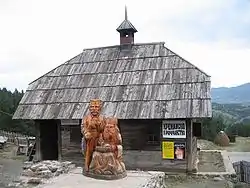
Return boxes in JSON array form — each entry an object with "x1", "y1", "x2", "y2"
[{"x1": 82, "y1": 169, "x2": 127, "y2": 180}]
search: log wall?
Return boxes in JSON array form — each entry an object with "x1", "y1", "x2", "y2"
[
  {"x1": 119, "y1": 119, "x2": 161, "y2": 150},
  {"x1": 59, "y1": 119, "x2": 198, "y2": 172},
  {"x1": 59, "y1": 118, "x2": 199, "y2": 172},
  {"x1": 61, "y1": 120, "x2": 82, "y2": 164}
]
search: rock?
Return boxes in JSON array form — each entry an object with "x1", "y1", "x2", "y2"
[
  {"x1": 7, "y1": 182, "x2": 21, "y2": 187},
  {"x1": 54, "y1": 168, "x2": 63, "y2": 176},
  {"x1": 37, "y1": 169, "x2": 54, "y2": 179},
  {"x1": 37, "y1": 165, "x2": 49, "y2": 171},
  {"x1": 47, "y1": 164, "x2": 59, "y2": 173},
  {"x1": 142, "y1": 172, "x2": 166, "y2": 188},
  {"x1": 22, "y1": 169, "x2": 35, "y2": 177},
  {"x1": 30, "y1": 163, "x2": 43, "y2": 172},
  {"x1": 27, "y1": 177, "x2": 43, "y2": 184},
  {"x1": 225, "y1": 181, "x2": 234, "y2": 188},
  {"x1": 68, "y1": 163, "x2": 76, "y2": 170},
  {"x1": 20, "y1": 159, "x2": 77, "y2": 186},
  {"x1": 62, "y1": 161, "x2": 72, "y2": 167},
  {"x1": 213, "y1": 176, "x2": 224, "y2": 181},
  {"x1": 23, "y1": 161, "x2": 33, "y2": 170}
]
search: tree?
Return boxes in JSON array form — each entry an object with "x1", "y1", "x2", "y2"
[
  {"x1": 0, "y1": 88, "x2": 35, "y2": 135},
  {"x1": 201, "y1": 115, "x2": 227, "y2": 141}
]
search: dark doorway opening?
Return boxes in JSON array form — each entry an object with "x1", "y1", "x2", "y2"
[{"x1": 40, "y1": 120, "x2": 58, "y2": 160}]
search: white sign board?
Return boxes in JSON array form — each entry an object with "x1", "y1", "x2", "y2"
[{"x1": 162, "y1": 120, "x2": 186, "y2": 139}]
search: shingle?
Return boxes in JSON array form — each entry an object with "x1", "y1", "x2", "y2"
[{"x1": 13, "y1": 42, "x2": 212, "y2": 120}]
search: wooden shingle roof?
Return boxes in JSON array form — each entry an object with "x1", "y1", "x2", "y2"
[
  {"x1": 13, "y1": 42, "x2": 212, "y2": 120},
  {"x1": 116, "y1": 19, "x2": 137, "y2": 32}
]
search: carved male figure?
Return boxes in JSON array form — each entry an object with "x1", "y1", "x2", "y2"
[{"x1": 81, "y1": 99, "x2": 106, "y2": 172}]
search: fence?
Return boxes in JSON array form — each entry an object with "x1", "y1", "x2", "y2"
[
  {"x1": 233, "y1": 161, "x2": 250, "y2": 184},
  {"x1": 0, "y1": 130, "x2": 34, "y2": 143},
  {"x1": 0, "y1": 130, "x2": 35, "y2": 155}
]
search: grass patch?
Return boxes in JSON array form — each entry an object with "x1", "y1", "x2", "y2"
[{"x1": 198, "y1": 136, "x2": 250, "y2": 152}]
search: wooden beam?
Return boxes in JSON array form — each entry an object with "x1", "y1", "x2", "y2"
[
  {"x1": 34, "y1": 121, "x2": 42, "y2": 161},
  {"x1": 57, "y1": 120, "x2": 62, "y2": 161},
  {"x1": 186, "y1": 119, "x2": 193, "y2": 172}
]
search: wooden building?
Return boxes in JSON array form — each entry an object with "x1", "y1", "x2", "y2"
[{"x1": 13, "y1": 8, "x2": 212, "y2": 172}]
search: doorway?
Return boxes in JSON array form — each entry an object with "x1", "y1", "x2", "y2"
[{"x1": 39, "y1": 120, "x2": 58, "y2": 160}]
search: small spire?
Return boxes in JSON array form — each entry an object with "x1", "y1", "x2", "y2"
[
  {"x1": 116, "y1": 5, "x2": 137, "y2": 33},
  {"x1": 125, "y1": 5, "x2": 128, "y2": 20}
]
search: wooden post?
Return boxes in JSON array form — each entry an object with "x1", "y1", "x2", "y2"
[
  {"x1": 186, "y1": 119, "x2": 193, "y2": 172},
  {"x1": 34, "y1": 121, "x2": 42, "y2": 161},
  {"x1": 57, "y1": 120, "x2": 62, "y2": 161}
]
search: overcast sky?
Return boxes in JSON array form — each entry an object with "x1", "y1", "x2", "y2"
[{"x1": 1, "y1": 0, "x2": 250, "y2": 91}]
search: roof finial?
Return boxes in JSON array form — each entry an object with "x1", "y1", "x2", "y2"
[{"x1": 125, "y1": 5, "x2": 128, "y2": 20}]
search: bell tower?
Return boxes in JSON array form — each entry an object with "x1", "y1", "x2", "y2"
[{"x1": 116, "y1": 6, "x2": 138, "y2": 45}]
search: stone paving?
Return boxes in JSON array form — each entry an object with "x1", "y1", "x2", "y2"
[{"x1": 37, "y1": 168, "x2": 165, "y2": 188}]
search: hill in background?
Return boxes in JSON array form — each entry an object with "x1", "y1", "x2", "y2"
[
  {"x1": 212, "y1": 83, "x2": 250, "y2": 104},
  {"x1": 211, "y1": 83, "x2": 250, "y2": 124}
]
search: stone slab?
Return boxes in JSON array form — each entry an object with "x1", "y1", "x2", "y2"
[
  {"x1": 37, "y1": 168, "x2": 165, "y2": 188},
  {"x1": 196, "y1": 150, "x2": 236, "y2": 176}
]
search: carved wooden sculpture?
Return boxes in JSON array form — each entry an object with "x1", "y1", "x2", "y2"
[
  {"x1": 81, "y1": 99, "x2": 106, "y2": 172},
  {"x1": 82, "y1": 113, "x2": 127, "y2": 180}
]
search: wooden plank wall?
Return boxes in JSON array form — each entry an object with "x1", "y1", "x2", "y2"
[
  {"x1": 61, "y1": 126, "x2": 70, "y2": 148},
  {"x1": 59, "y1": 119, "x2": 198, "y2": 173},
  {"x1": 60, "y1": 119, "x2": 190, "y2": 172},
  {"x1": 61, "y1": 120, "x2": 82, "y2": 165},
  {"x1": 119, "y1": 120, "x2": 148, "y2": 150},
  {"x1": 34, "y1": 121, "x2": 41, "y2": 161}
]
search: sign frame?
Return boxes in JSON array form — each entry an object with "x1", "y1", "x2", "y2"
[{"x1": 162, "y1": 120, "x2": 186, "y2": 139}]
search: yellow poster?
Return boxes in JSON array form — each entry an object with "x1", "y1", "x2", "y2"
[{"x1": 162, "y1": 141, "x2": 174, "y2": 159}]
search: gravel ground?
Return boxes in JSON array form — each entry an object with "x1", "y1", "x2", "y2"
[
  {"x1": 0, "y1": 144, "x2": 25, "y2": 188},
  {"x1": 0, "y1": 158, "x2": 23, "y2": 187},
  {"x1": 165, "y1": 174, "x2": 233, "y2": 188}
]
